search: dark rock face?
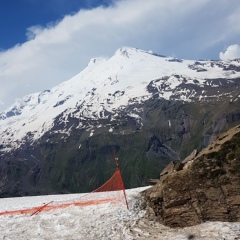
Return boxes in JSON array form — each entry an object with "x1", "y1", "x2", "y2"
[
  {"x1": 142, "y1": 126, "x2": 240, "y2": 228},
  {"x1": 2, "y1": 75, "x2": 240, "y2": 197},
  {"x1": 2, "y1": 95, "x2": 240, "y2": 197}
]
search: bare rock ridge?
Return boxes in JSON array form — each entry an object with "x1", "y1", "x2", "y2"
[{"x1": 142, "y1": 125, "x2": 240, "y2": 228}]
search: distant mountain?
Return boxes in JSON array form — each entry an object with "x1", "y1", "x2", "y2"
[{"x1": 1, "y1": 47, "x2": 240, "y2": 197}]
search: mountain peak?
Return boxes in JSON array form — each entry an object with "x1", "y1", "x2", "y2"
[
  {"x1": 114, "y1": 47, "x2": 167, "y2": 59},
  {"x1": 114, "y1": 47, "x2": 135, "y2": 58},
  {"x1": 113, "y1": 46, "x2": 151, "y2": 58},
  {"x1": 87, "y1": 57, "x2": 107, "y2": 67}
]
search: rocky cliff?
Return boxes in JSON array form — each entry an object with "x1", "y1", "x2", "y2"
[{"x1": 142, "y1": 125, "x2": 240, "y2": 227}]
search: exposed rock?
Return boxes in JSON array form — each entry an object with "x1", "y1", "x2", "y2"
[
  {"x1": 148, "y1": 179, "x2": 160, "y2": 185},
  {"x1": 142, "y1": 125, "x2": 240, "y2": 228},
  {"x1": 182, "y1": 149, "x2": 198, "y2": 164},
  {"x1": 159, "y1": 161, "x2": 184, "y2": 182}
]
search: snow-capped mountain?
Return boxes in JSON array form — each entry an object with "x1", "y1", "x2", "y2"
[
  {"x1": 1, "y1": 47, "x2": 240, "y2": 152},
  {"x1": 1, "y1": 47, "x2": 240, "y2": 197}
]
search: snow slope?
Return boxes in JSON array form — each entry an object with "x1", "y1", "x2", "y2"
[
  {"x1": 1, "y1": 47, "x2": 240, "y2": 152},
  {"x1": 0, "y1": 187, "x2": 239, "y2": 240}
]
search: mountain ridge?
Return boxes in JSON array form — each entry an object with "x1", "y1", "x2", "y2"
[
  {"x1": 1, "y1": 47, "x2": 240, "y2": 197},
  {"x1": 1, "y1": 47, "x2": 240, "y2": 152}
]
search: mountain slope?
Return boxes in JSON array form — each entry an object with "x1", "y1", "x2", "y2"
[{"x1": 1, "y1": 47, "x2": 240, "y2": 197}]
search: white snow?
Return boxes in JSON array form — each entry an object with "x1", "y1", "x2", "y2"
[
  {"x1": 0, "y1": 187, "x2": 239, "y2": 240},
  {"x1": 168, "y1": 120, "x2": 171, "y2": 128}
]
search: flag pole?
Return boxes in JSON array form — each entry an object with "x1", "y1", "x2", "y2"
[{"x1": 114, "y1": 152, "x2": 129, "y2": 209}]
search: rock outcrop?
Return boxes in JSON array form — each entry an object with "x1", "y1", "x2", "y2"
[{"x1": 142, "y1": 125, "x2": 240, "y2": 228}]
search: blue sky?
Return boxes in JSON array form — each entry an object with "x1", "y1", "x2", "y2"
[
  {"x1": 0, "y1": 0, "x2": 110, "y2": 50},
  {"x1": 0, "y1": 0, "x2": 240, "y2": 112}
]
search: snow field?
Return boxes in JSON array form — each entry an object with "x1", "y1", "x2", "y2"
[{"x1": 0, "y1": 187, "x2": 240, "y2": 239}]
